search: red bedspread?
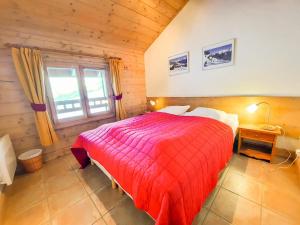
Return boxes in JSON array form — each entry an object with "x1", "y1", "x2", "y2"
[{"x1": 72, "y1": 112, "x2": 233, "y2": 225}]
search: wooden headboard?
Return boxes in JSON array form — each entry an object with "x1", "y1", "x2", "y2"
[{"x1": 147, "y1": 96, "x2": 300, "y2": 139}]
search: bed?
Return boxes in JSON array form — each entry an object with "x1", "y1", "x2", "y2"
[{"x1": 71, "y1": 112, "x2": 237, "y2": 225}]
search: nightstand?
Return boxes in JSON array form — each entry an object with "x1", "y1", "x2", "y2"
[{"x1": 238, "y1": 124, "x2": 282, "y2": 163}]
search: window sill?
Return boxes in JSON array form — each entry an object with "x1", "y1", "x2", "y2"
[{"x1": 54, "y1": 113, "x2": 116, "y2": 130}]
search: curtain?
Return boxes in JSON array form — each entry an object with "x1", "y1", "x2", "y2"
[
  {"x1": 12, "y1": 47, "x2": 58, "y2": 146},
  {"x1": 108, "y1": 58, "x2": 127, "y2": 120}
]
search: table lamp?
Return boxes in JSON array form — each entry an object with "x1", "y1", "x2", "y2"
[
  {"x1": 246, "y1": 101, "x2": 276, "y2": 131},
  {"x1": 149, "y1": 100, "x2": 156, "y2": 106}
]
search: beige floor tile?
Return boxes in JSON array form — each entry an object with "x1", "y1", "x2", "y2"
[
  {"x1": 203, "y1": 211, "x2": 231, "y2": 225},
  {"x1": 93, "y1": 218, "x2": 107, "y2": 225},
  {"x1": 103, "y1": 198, "x2": 154, "y2": 225},
  {"x1": 42, "y1": 157, "x2": 72, "y2": 179},
  {"x1": 4, "y1": 200, "x2": 49, "y2": 225},
  {"x1": 229, "y1": 154, "x2": 264, "y2": 180},
  {"x1": 90, "y1": 184, "x2": 126, "y2": 215},
  {"x1": 5, "y1": 182, "x2": 46, "y2": 217},
  {"x1": 203, "y1": 185, "x2": 221, "y2": 209},
  {"x1": 260, "y1": 163, "x2": 300, "y2": 195},
  {"x1": 211, "y1": 188, "x2": 261, "y2": 225},
  {"x1": 202, "y1": 166, "x2": 229, "y2": 210},
  {"x1": 217, "y1": 166, "x2": 230, "y2": 186},
  {"x1": 62, "y1": 153, "x2": 81, "y2": 170},
  {"x1": 192, "y1": 207, "x2": 209, "y2": 225},
  {"x1": 45, "y1": 171, "x2": 79, "y2": 195},
  {"x1": 51, "y1": 197, "x2": 101, "y2": 225},
  {"x1": 5, "y1": 171, "x2": 43, "y2": 196},
  {"x1": 261, "y1": 208, "x2": 298, "y2": 225},
  {"x1": 76, "y1": 165, "x2": 110, "y2": 194},
  {"x1": 222, "y1": 170, "x2": 262, "y2": 204},
  {"x1": 48, "y1": 181, "x2": 87, "y2": 216},
  {"x1": 3, "y1": 154, "x2": 300, "y2": 225},
  {"x1": 41, "y1": 222, "x2": 52, "y2": 225},
  {"x1": 262, "y1": 185, "x2": 300, "y2": 222},
  {"x1": 76, "y1": 164, "x2": 100, "y2": 178}
]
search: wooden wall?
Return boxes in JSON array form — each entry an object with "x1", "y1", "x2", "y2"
[
  {"x1": 0, "y1": 33, "x2": 146, "y2": 161},
  {"x1": 297, "y1": 160, "x2": 300, "y2": 180},
  {"x1": 0, "y1": 187, "x2": 4, "y2": 225},
  {"x1": 0, "y1": 0, "x2": 188, "y2": 161},
  {"x1": 0, "y1": 0, "x2": 187, "y2": 52},
  {"x1": 147, "y1": 96, "x2": 300, "y2": 139}
]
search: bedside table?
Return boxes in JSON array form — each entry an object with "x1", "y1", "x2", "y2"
[{"x1": 238, "y1": 124, "x2": 282, "y2": 163}]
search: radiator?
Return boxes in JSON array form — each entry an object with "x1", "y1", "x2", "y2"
[{"x1": 0, "y1": 135, "x2": 17, "y2": 185}]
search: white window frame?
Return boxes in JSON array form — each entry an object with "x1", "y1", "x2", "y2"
[
  {"x1": 79, "y1": 66, "x2": 114, "y2": 118},
  {"x1": 45, "y1": 62, "x2": 115, "y2": 129}
]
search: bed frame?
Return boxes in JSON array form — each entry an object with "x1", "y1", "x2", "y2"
[
  {"x1": 88, "y1": 152, "x2": 156, "y2": 220},
  {"x1": 88, "y1": 153, "x2": 126, "y2": 194},
  {"x1": 87, "y1": 151, "x2": 230, "y2": 223},
  {"x1": 86, "y1": 126, "x2": 238, "y2": 208}
]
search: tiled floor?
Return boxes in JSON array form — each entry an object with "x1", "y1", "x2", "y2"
[{"x1": 2, "y1": 153, "x2": 300, "y2": 225}]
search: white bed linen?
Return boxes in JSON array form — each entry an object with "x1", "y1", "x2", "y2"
[
  {"x1": 157, "y1": 105, "x2": 190, "y2": 115},
  {"x1": 223, "y1": 113, "x2": 239, "y2": 137},
  {"x1": 182, "y1": 111, "x2": 239, "y2": 137}
]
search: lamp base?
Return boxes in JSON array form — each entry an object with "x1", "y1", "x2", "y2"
[{"x1": 261, "y1": 124, "x2": 277, "y2": 131}]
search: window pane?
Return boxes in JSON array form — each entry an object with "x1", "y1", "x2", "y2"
[
  {"x1": 83, "y1": 69, "x2": 110, "y2": 114},
  {"x1": 47, "y1": 67, "x2": 84, "y2": 120}
]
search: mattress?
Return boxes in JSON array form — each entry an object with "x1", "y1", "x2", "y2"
[{"x1": 72, "y1": 112, "x2": 234, "y2": 225}]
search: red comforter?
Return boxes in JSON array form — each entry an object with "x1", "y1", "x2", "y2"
[{"x1": 72, "y1": 112, "x2": 233, "y2": 225}]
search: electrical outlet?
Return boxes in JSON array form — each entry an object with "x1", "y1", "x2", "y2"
[{"x1": 296, "y1": 149, "x2": 300, "y2": 158}]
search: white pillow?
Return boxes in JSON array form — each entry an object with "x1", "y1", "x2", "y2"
[
  {"x1": 223, "y1": 113, "x2": 239, "y2": 135},
  {"x1": 224, "y1": 113, "x2": 239, "y2": 127},
  {"x1": 183, "y1": 107, "x2": 227, "y2": 122},
  {"x1": 157, "y1": 105, "x2": 190, "y2": 115}
]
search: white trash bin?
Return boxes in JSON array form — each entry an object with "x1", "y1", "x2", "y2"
[{"x1": 18, "y1": 149, "x2": 43, "y2": 173}]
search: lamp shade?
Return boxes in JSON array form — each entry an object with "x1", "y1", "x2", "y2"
[
  {"x1": 246, "y1": 103, "x2": 258, "y2": 113},
  {"x1": 149, "y1": 100, "x2": 156, "y2": 106}
]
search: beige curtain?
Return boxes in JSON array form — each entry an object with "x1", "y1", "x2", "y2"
[
  {"x1": 12, "y1": 47, "x2": 58, "y2": 146},
  {"x1": 108, "y1": 58, "x2": 127, "y2": 120}
]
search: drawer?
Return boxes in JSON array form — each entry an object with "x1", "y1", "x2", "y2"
[{"x1": 240, "y1": 129, "x2": 275, "y2": 143}]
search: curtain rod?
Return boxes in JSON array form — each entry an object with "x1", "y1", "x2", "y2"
[{"x1": 4, "y1": 43, "x2": 122, "y2": 60}]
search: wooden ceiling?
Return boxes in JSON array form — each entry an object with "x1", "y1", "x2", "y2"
[{"x1": 0, "y1": 0, "x2": 188, "y2": 52}]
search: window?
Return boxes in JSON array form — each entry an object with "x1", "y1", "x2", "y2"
[
  {"x1": 82, "y1": 68, "x2": 110, "y2": 114},
  {"x1": 46, "y1": 65, "x2": 114, "y2": 127}
]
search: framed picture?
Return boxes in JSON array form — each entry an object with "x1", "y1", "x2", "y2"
[
  {"x1": 168, "y1": 52, "x2": 189, "y2": 75},
  {"x1": 202, "y1": 39, "x2": 235, "y2": 70}
]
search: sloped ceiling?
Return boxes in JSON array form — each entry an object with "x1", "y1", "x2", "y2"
[{"x1": 0, "y1": 0, "x2": 188, "y2": 52}]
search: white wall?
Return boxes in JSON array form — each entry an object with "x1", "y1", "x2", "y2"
[{"x1": 145, "y1": 0, "x2": 300, "y2": 97}]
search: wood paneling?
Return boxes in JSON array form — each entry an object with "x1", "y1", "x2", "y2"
[
  {"x1": 0, "y1": 0, "x2": 187, "y2": 161},
  {"x1": 147, "y1": 97, "x2": 300, "y2": 139},
  {"x1": 0, "y1": 188, "x2": 5, "y2": 225},
  {"x1": 297, "y1": 160, "x2": 300, "y2": 180},
  {"x1": 0, "y1": 35, "x2": 146, "y2": 161},
  {"x1": 0, "y1": 0, "x2": 188, "y2": 52}
]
